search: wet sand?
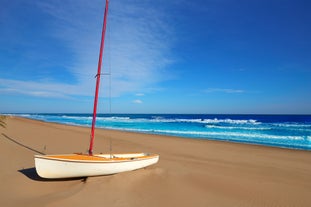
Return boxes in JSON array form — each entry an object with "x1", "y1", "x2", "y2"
[{"x1": 1, "y1": 116, "x2": 311, "y2": 207}]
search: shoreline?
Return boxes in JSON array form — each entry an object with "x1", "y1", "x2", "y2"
[
  {"x1": 8, "y1": 115, "x2": 311, "y2": 152},
  {"x1": 1, "y1": 116, "x2": 311, "y2": 207}
]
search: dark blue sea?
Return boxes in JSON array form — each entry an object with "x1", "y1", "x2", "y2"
[{"x1": 12, "y1": 113, "x2": 311, "y2": 150}]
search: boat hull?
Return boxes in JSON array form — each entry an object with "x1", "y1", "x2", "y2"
[{"x1": 35, "y1": 153, "x2": 159, "y2": 179}]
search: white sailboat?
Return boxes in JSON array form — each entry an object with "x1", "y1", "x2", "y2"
[{"x1": 34, "y1": 0, "x2": 159, "y2": 179}]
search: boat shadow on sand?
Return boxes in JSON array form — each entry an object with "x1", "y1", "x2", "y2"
[
  {"x1": 0, "y1": 133, "x2": 87, "y2": 182},
  {"x1": 19, "y1": 167, "x2": 88, "y2": 182}
]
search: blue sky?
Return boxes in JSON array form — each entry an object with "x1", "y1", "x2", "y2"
[{"x1": 0, "y1": 0, "x2": 310, "y2": 114}]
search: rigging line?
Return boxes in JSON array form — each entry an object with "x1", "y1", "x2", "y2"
[
  {"x1": 107, "y1": 8, "x2": 112, "y2": 114},
  {"x1": 1, "y1": 133, "x2": 45, "y2": 155}
]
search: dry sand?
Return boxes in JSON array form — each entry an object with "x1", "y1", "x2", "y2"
[{"x1": 0, "y1": 116, "x2": 311, "y2": 207}]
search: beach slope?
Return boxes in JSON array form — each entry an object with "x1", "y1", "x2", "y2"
[{"x1": 0, "y1": 116, "x2": 310, "y2": 207}]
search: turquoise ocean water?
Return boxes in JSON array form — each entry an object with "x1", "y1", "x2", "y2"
[{"x1": 11, "y1": 113, "x2": 311, "y2": 150}]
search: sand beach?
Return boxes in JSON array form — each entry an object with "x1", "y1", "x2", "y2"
[{"x1": 1, "y1": 116, "x2": 311, "y2": 207}]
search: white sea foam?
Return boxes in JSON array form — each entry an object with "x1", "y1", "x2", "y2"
[
  {"x1": 147, "y1": 118, "x2": 203, "y2": 123},
  {"x1": 204, "y1": 125, "x2": 270, "y2": 131},
  {"x1": 11, "y1": 113, "x2": 32, "y2": 118},
  {"x1": 57, "y1": 115, "x2": 262, "y2": 126},
  {"x1": 272, "y1": 123, "x2": 311, "y2": 128},
  {"x1": 61, "y1": 115, "x2": 92, "y2": 120},
  {"x1": 128, "y1": 117, "x2": 261, "y2": 125},
  {"x1": 201, "y1": 131, "x2": 303, "y2": 140},
  {"x1": 97, "y1": 116, "x2": 131, "y2": 121},
  {"x1": 201, "y1": 118, "x2": 260, "y2": 124},
  {"x1": 101, "y1": 126, "x2": 304, "y2": 141},
  {"x1": 270, "y1": 123, "x2": 311, "y2": 133}
]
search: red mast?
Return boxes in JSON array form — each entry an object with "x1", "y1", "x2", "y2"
[{"x1": 89, "y1": 0, "x2": 109, "y2": 155}]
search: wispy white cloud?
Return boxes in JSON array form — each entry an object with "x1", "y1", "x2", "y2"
[
  {"x1": 106, "y1": 0, "x2": 174, "y2": 95},
  {"x1": 0, "y1": 0, "x2": 174, "y2": 99},
  {"x1": 0, "y1": 78, "x2": 78, "y2": 98},
  {"x1": 204, "y1": 88, "x2": 245, "y2": 93},
  {"x1": 133, "y1": 99, "x2": 142, "y2": 104}
]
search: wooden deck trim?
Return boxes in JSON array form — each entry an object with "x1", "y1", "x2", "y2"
[{"x1": 35, "y1": 153, "x2": 159, "y2": 163}]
